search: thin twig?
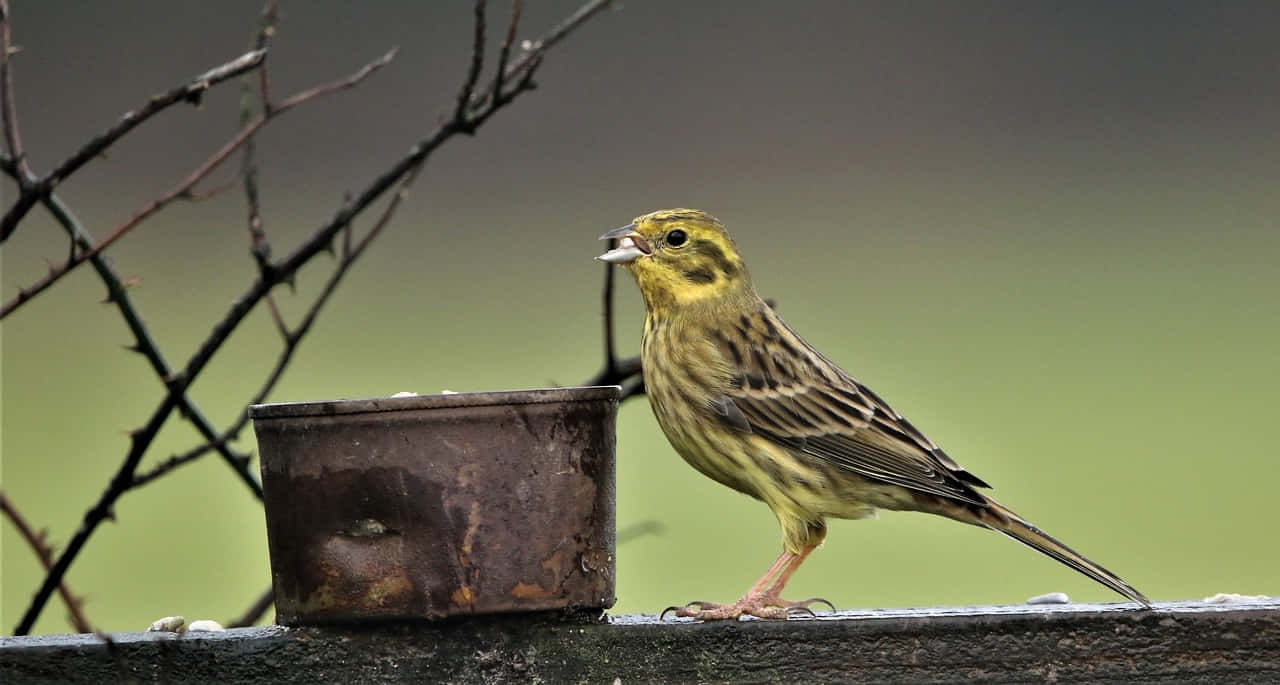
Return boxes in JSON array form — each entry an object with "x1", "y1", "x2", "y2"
[
  {"x1": 227, "y1": 587, "x2": 275, "y2": 629},
  {"x1": 254, "y1": 1, "x2": 279, "y2": 112},
  {"x1": 181, "y1": 176, "x2": 240, "y2": 202},
  {"x1": 0, "y1": 49, "x2": 267, "y2": 243},
  {"x1": 274, "y1": 47, "x2": 397, "y2": 111},
  {"x1": 581, "y1": 248, "x2": 646, "y2": 397},
  {"x1": 0, "y1": 490, "x2": 92, "y2": 633},
  {"x1": 492, "y1": 0, "x2": 524, "y2": 102},
  {"x1": 129, "y1": 433, "x2": 233, "y2": 489},
  {"x1": 12, "y1": 0, "x2": 615, "y2": 636},
  {"x1": 0, "y1": 153, "x2": 263, "y2": 498},
  {"x1": 133, "y1": 165, "x2": 421, "y2": 489},
  {"x1": 603, "y1": 241, "x2": 618, "y2": 372},
  {"x1": 0, "y1": 48, "x2": 395, "y2": 320},
  {"x1": 264, "y1": 293, "x2": 289, "y2": 339},
  {"x1": 0, "y1": 0, "x2": 30, "y2": 186},
  {"x1": 617, "y1": 520, "x2": 665, "y2": 545},
  {"x1": 241, "y1": 0, "x2": 281, "y2": 271},
  {"x1": 454, "y1": 0, "x2": 487, "y2": 128},
  {"x1": 494, "y1": 0, "x2": 610, "y2": 89}
]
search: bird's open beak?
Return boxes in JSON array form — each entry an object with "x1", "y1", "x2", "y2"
[{"x1": 596, "y1": 223, "x2": 652, "y2": 264}]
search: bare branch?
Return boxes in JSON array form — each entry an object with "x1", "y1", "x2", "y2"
[
  {"x1": 241, "y1": 0, "x2": 282, "y2": 271},
  {"x1": 275, "y1": 47, "x2": 397, "y2": 111},
  {"x1": 581, "y1": 250, "x2": 646, "y2": 397},
  {"x1": 0, "y1": 48, "x2": 394, "y2": 320},
  {"x1": 0, "y1": 490, "x2": 92, "y2": 634},
  {"x1": 494, "y1": 0, "x2": 612, "y2": 91},
  {"x1": 0, "y1": 0, "x2": 30, "y2": 185},
  {"x1": 138, "y1": 164, "x2": 426, "y2": 489},
  {"x1": 227, "y1": 587, "x2": 275, "y2": 629},
  {"x1": 181, "y1": 176, "x2": 240, "y2": 202},
  {"x1": 454, "y1": 0, "x2": 487, "y2": 129},
  {"x1": 129, "y1": 432, "x2": 234, "y2": 490},
  {"x1": 492, "y1": 0, "x2": 524, "y2": 101},
  {"x1": 602, "y1": 243, "x2": 618, "y2": 370},
  {"x1": 0, "y1": 49, "x2": 266, "y2": 243},
  {"x1": 0, "y1": 153, "x2": 264, "y2": 499},
  {"x1": 252, "y1": 1, "x2": 279, "y2": 111},
  {"x1": 12, "y1": 0, "x2": 615, "y2": 635},
  {"x1": 264, "y1": 293, "x2": 289, "y2": 339}
]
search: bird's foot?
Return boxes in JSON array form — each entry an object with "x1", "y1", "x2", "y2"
[{"x1": 660, "y1": 594, "x2": 835, "y2": 621}]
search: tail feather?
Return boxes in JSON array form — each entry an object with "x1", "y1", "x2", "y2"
[{"x1": 983, "y1": 502, "x2": 1150, "y2": 607}]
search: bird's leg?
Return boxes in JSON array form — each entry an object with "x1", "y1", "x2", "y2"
[
  {"x1": 663, "y1": 543, "x2": 834, "y2": 621},
  {"x1": 742, "y1": 547, "x2": 796, "y2": 595}
]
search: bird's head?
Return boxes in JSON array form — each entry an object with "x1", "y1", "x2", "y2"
[{"x1": 597, "y1": 209, "x2": 752, "y2": 313}]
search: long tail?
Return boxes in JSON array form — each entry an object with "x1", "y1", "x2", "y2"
[{"x1": 973, "y1": 501, "x2": 1150, "y2": 606}]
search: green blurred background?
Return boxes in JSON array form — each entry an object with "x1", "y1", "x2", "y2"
[{"x1": 3, "y1": 1, "x2": 1279, "y2": 635}]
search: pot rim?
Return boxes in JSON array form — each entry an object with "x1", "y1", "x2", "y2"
[{"x1": 248, "y1": 385, "x2": 621, "y2": 420}]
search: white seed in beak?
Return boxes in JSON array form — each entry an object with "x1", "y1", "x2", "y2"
[{"x1": 597, "y1": 236, "x2": 647, "y2": 264}]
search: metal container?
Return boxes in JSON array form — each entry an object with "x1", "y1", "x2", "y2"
[{"x1": 249, "y1": 386, "x2": 619, "y2": 625}]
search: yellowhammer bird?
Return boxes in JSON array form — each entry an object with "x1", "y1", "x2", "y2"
[{"x1": 597, "y1": 208, "x2": 1149, "y2": 620}]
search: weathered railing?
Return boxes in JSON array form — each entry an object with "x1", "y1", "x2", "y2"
[{"x1": 2, "y1": 600, "x2": 1277, "y2": 683}]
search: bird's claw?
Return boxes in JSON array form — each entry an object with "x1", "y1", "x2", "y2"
[
  {"x1": 783, "y1": 596, "x2": 836, "y2": 619},
  {"x1": 798, "y1": 596, "x2": 836, "y2": 613},
  {"x1": 659, "y1": 595, "x2": 835, "y2": 621},
  {"x1": 660, "y1": 600, "x2": 714, "y2": 621},
  {"x1": 785, "y1": 605, "x2": 816, "y2": 619}
]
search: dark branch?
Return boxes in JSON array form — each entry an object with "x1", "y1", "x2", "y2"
[
  {"x1": 0, "y1": 153, "x2": 264, "y2": 500},
  {"x1": 0, "y1": 490, "x2": 92, "y2": 634},
  {"x1": 454, "y1": 0, "x2": 487, "y2": 129},
  {"x1": 0, "y1": 48, "x2": 393, "y2": 320},
  {"x1": 0, "y1": 49, "x2": 267, "y2": 243},
  {"x1": 12, "y1": 0, "x2": 615, "y2": 636},
  {"x1": 492, "y1": 0, "x2": 524, "y2": 100},
  {"x1": 227, "y1": 588, "x2": 275, "y2": 629},
  {"x1": 240, "y1": 0, "x2": 282, "y2": 272},
  {"x1": 581, "y1": 252, "x2": 646, "y2": 397},
  {"x1": 134, "y1": 163, "x2": 422, "y2": 489},
  {"x1": 0, "y1": 0, "x2": 31, "y2": 187}
]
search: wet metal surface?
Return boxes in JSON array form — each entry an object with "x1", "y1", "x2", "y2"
[{"x1": 249, "y1": 386, "x2": 620, "y2": 625}]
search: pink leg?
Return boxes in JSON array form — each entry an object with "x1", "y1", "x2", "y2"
[{"x1": 663, "y1": 543, "x2": 833, "y2": 621}]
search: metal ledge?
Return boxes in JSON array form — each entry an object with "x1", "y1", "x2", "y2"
[{"x1": 3, "y1": 600, "x2": 1278, "y2": 683}]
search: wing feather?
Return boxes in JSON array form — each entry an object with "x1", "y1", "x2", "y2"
[{"x1": 712, "y1": 305, "x2": 991, "y2": 504}]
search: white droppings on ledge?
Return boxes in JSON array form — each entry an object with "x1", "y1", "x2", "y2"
[
  {"x1": 1204, "y1": 592, "x2": 1273, "y2": 604},
  {"x1": 187, "y1": 619, "x2": 226, "y2": 632},
  {"x1": 1026, "y1": 592, "x2": 1070, "y2": 605},
  {"x1": 147, "y1": 616, "x2": 185, "y2": 632}
]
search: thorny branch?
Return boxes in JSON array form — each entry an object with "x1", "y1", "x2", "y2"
[
  {"x1": 135, "y1": 160, "x2": 423, "y2": 491},
  {"x1": 241, "y1": 0, "x2": 281, "y2": 273},
  {"x1": 10, "y1": 0, "x2": 617, "y2": 636},
  {"x1": 0, "y1": 0, "x2": 30, "y2": 184},
  {"x1": 216, "y1": 162, "x2": 430, "y2": 630},
  {"x1": 0, "y1": 47, "x2": 392, "y2": 320},
  {"x1": 0, "y1": 491, "x2": 92, "y2": 633},
  {"x1": 0, "y1": 153, "x2": 265, "y2": 500},
  {"x1": 0, "y1": 47, "x2": 268, "y2": 243}
]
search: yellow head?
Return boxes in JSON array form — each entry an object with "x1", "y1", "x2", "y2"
[{"x1": 597, "y1": 209, "x2": 753, "y2": 314}]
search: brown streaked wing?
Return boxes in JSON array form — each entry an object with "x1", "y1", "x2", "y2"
[{"x1": 710, "y1": 303, "x2": 990, "y2": 505}]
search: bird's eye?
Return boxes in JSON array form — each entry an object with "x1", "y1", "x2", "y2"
[{"x1": 666, "y1": 229, "x2": 688, "y2": 247}]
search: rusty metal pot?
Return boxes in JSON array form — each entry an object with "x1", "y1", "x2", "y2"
[{"x1": 249, "y1": 386, "x2": 619, "y2": 625}]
